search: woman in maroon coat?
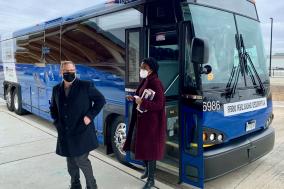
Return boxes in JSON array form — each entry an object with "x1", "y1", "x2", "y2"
[{"x1": 123, "y1": 57, "x2": 166, "y2": 189}]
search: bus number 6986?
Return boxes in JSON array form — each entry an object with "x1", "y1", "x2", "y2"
[{"x1": 203, "y1": 101, "x2": 221, "y2": 112}]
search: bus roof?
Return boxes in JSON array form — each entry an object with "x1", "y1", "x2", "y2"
[
  {"x1": 11, "y1": 0, "x2": 257, "y2": 38},
  {"x1": 13, "y1": 0, "x2": 144, "y2": 38}
]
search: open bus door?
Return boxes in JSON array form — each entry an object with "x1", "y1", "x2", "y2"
[
  {"x1": 178, "y1": 22, "x2": 205, "y2": 189},
  {"x1": 125, "y1": 27, "x2": 146, "y2": 165}
]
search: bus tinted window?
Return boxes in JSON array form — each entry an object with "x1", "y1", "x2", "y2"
[
  {"x1": 61, "y1": 21, "x2": 125, "y2": 76},
  {"x1": 128, "y1": 31, "x2": 140, "y2": 83},
  {"x1": 194, "y1": 0, "x2": 258, "y2": 19},
  {"x1": 95, "y1": 8, "x2": 143, "y2": 42},
  {"x1": 45, "y1": 27, "x2": 61, "y2": 64},
  {"x1": 15, "y1": 32, "x2": 44, "y2": 64},
  {"x1": 15, "y1": 36, "x2": 30, "y2": 63},
  {"x1": 148, "y1": 2, "x2": 176, "y2": 26},
  {"x1": 150, "y1": 30, "x2": 179, "y2": 96},
  {"x1": 61, "y1": 8, "x2": 143, "y2": 77}
]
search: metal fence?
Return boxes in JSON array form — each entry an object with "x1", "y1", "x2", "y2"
[{"x1": 270, "y1": 68, "x2": 284, "y2": 77}]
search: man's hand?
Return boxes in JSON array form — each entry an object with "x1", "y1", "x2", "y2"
[{"x1": 84, "y1": 116, "x2": 92, "y2": 125}]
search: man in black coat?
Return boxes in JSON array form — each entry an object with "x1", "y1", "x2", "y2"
[{"x1": 50, "y1": 61, "x2": 106, "y2": 189}]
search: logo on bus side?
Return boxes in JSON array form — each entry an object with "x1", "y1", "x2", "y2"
[
  {"x1": 1, "y1": 33, "x2": 18, "y2": 83},
  {"x1": 223, "y1": 98, "x2": 267, "y2": 117}
]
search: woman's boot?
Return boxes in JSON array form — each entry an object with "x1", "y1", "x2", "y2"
[
  {"x1": 140, "y1": 161, "x2": 148, "y2": 179},
  {"x1": 142, "y1": 161, "x2": 156, "y2": 189}
]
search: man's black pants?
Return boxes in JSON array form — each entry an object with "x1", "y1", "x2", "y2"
[{"x1": 67, "y1": 153, "x2": 97, "y2": 189}]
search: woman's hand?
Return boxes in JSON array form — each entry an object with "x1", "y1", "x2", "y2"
[
  {"x1": 84, "y1": 116, "x2": 91, "y2": 125},
  {"x1": 134, "y1": 96, "x2": 142, "y2": 105},
  {"x1": 126, "y1": 95, "x2": 135, "y2": 101}
]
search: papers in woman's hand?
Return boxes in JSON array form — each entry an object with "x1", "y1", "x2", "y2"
[{"x1": 136, "y1": 89, "x2": 156, "y2": 113}]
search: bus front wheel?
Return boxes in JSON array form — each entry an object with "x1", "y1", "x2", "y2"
[
  {"x1": 5, "y1": 89, "x2": 14, "y2": 112},
  {"x1": 110, "y1": 116, "x2": 128, "y2": 164}
]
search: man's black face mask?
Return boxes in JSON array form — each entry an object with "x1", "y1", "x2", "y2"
[{"x1": 63, "y1": 72, "x2": 76, "y2": 82}]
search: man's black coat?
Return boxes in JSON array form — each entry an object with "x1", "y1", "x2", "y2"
[{"x1": 50, "y1": 79, "x2": 105, "y2": 157}]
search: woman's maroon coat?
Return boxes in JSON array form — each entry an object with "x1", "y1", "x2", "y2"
[{"x1": 123, "y1": 73, "x2": 166, "y2": 160}]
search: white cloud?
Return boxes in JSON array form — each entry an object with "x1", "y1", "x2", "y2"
[
  {"x1": 0, "y1": 0, "x2": 102, "y2": 34},
  {"x1": 257, "y1": 0, "x2": 284, "y2": 53},
  {"x1": 261, "y1": 21, "x2": 284, "y2": 54}
]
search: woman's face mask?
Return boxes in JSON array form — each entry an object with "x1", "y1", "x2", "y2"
[
  {"x1": 139, "y1": 69, "x2": 149, "y2": 79},
  {"x1": 63, "y1": 72, "x2": 76, "y2": 83}
]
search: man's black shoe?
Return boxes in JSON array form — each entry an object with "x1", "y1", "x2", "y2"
[
  {"x1": 86, "y1": 183, "x2": 98, "y2": 189},
  {"x1": 70, "y1": 182, "x2": 82, "y2": 189}
]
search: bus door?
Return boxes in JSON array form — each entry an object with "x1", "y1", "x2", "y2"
[
  {"x1": 148, "y1": 28, "x2": 181, "y2": 174},
  {"x1": 179, "y1": 22, "x2": 204, "y2": 188},
  {"x1": 125, "y1": 28, "x2": 146, "y2": 164},
  {"x1": 149, "y1": 26, "x2": 204, "y2": 188}
]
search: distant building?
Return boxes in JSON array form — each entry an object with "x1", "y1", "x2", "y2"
[
  {"x1": 271, "y1": 53, "x2": 284, "y2": 69},
  {"x1": 269, "y1": 53, "x2": 284, "y2": 77}
]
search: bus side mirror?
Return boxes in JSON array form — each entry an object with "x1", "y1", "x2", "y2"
[{"x1": 190, "y1": 37, "x2": 209, "y2": 64}]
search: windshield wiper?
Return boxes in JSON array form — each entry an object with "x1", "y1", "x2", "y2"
[
  {"x1": 240, "y1": 34, "x2": 266, "y2": 95},
  {"x1": 223, "y1": 34, "x2": 245, "y2": 98}
]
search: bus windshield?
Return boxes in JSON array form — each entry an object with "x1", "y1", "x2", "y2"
[
  {"x1": 182, "y1": 4, "x2": 269, "y2": 91},
  {"x1": 235, "y1": 15, "x2": 269, "y2": 87}
]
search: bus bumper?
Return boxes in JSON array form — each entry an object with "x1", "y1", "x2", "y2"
[{"x1": 204, "y1": 127, "x2": 275, "y2": 181}]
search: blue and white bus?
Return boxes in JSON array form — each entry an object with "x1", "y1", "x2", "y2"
[{"x1": 0, "y1": 0, "x2": 274, "y2": 188}]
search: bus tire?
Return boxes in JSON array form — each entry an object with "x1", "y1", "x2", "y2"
[
  {"x1": 110, "y1": 116, "x2": 128, "y2": 164},
  {"x1": 5, "y1": 89, "x2": 14, "y2": 112},
  {"x1": 12, "y1": 88, "x2": 27, "y2": 115}
]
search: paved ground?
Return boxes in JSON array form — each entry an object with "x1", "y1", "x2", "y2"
[
  {"x1": 270, "y1": 77, "x2": 284, "y2": 101},
  {"x1": 0, "y1": 99, "x2": 172, "y2": 189},
  {"x1": 1, "y1": 97, "x2": 284, "y2": 189},
  {"x1": 270, "y1": 77, "x2": 284, "y2": 86}
]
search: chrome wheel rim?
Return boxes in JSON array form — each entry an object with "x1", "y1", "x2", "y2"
[
  {"x1": 6, "y1": 91, "x2": 12, "y2": 107},
  {"x1": 13, "y1": 93, "x2": 19, "y2": 111},
  {"x1": 114, "y1": 122, "x2": 126, "y2": 155}
]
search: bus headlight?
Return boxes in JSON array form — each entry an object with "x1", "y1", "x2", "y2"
[
  {"x1": 217, "y1": 134, "x2": 223, "y2": 142},
  {"x1": 265, "y1": 119, "x2": 269, "y2": 128},
  {"x1": 203, "y1": 128, "x2": 226, "y2": 146},
  {"x1": 209, "y1": 133, "x2": 215, "y2": 141},
  {"x1": 265, "y1": 113, "x2": 274, "y2": 128}
]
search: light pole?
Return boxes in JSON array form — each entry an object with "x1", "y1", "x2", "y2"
[{"x1": 269, "y1": 17, "x2": 273, "y2": 77}]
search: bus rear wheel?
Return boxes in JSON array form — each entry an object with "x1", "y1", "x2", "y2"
[
  {"x1": 12, "y1": 88, "x2": 27, "y2": 115},
  {"x1": 5, "y1": 89, "x2": 14, "y2": 112},
  {"x1": 110, "y1": 116, "x2": 128, "y2": 164}
]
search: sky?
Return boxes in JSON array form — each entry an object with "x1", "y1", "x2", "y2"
[{"x1": 0, "y1": 0, "x2": 283, "y2": 54}]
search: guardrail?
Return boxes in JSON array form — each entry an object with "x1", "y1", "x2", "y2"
[{"x1": 271, "y1": 68, "x2": 284, "y2": 77}]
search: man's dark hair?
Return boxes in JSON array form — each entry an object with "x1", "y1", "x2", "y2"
[
  {"x1": 60, "y1": 60, "x2": 75, "y2": 70},
  {"x1": 142, "y1": 57, "x2": 159, "y2": 74}
]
